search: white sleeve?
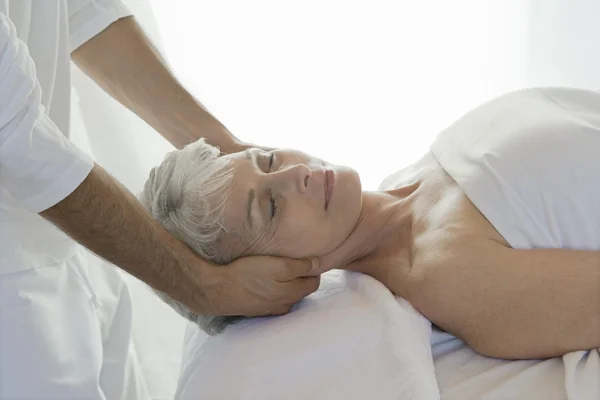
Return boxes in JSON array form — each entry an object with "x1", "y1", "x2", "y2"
[
  {"x1": 0, "y1": 13, "x2": 94, "y2": 213},
  {"x1": 68, "y1": 0, "x2": 133, "y2": 52}
]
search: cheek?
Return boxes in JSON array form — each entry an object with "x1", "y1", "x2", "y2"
[{"x1": 273, "y1": 215, "x2": 332, "y2": 257}]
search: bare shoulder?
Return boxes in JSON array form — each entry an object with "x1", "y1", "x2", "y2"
[
  {"x1": 405, "y1": 158, "x2": 512, "y2": 340},
  {"x1": 408, "y1": 155, "x2": 510, "y2": 273},
  {"x1": 407, "y1": 236, "x2": 506, "y2": 343}
]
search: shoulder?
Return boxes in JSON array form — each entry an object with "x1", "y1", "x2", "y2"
[
  {"x1": 407, "y1": 237, "x2": 508, "y2": 337},
  {"x1": 408, "y1": 232, "x2": 507, "y2": 300}
]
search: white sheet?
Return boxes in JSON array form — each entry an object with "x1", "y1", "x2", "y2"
[
  {"x1": 432, "y1": 329, "x2": 600, "y2": 400},
  {"x1": 175, "y1": 271, "x2": 440, "y2": 400},
  {"x1": 174, "y1": 269, "x2": 600, "y2": 400}
]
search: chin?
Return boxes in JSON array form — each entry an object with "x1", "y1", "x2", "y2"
[
  {"x1": 331, "y1": 166, "x2": 363, "y2": 230},
  {"x1": 338, "y1": 166, "x2": 362, "y2": 194}
]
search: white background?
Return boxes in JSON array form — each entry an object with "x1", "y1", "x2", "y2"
[{"x1": 148, "y1": 0, "x2": 599, "y2": 189}]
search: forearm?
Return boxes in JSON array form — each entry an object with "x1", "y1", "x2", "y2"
[
  {"x1": 40, "y1": 163, "x2": 220, "y2": 313},
  {"x1": 72, "y1": 16, "x2": 243, "y2": 153}
]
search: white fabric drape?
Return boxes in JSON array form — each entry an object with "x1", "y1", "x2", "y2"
[{"x1": 69, "y1": 0, "x2": 600, "y2": 398}]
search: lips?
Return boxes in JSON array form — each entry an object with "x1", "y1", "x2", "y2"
[{"x1": 324, "y1": 168, "x2": 334, "y2": 210}]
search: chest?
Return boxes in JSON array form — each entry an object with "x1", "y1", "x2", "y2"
[
  {"x1": 382, "y1": 152, "x2": 508, "y2": 260},
  {"x1": 414, "y1": 175, "x2": 509, "y2": 263},
  {"x1": 369, "y1": 154, "x2": 506, "y2": 298}
]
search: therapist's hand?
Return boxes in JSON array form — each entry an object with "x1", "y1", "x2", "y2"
[{"x1": 210, "y1": 255, "x2": 321, "y2": 317}]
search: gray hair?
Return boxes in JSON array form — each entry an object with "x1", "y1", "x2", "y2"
[{"x1": 140, "y1": 139, "x2": 243, "y2": 335}]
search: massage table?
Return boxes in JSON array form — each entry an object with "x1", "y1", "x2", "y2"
[{"x1": 171, "y1": 270, "x2": 599, "y2": 400}]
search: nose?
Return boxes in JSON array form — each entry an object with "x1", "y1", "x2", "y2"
[{"x1": 273, "y1": 163, "x2": 312, "y2": 194}]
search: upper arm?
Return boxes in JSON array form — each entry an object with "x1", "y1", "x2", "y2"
[
  {"x1": 413, "y1": 242, "x2": 600, "y2": 359},
  {"x1": 0, "y1": 12, "x2": 93, "y2": 211},
  {"x1": 67, "y1": 0, "x2": 132, "y2": 53}
]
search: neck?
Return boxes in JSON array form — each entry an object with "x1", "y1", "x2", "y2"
[{"x1": 319, "y1": 182, "x2": 419, "y2": 275}]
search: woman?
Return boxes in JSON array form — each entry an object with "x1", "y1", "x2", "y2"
[{"x1": 141, "y1": 87, "x2": 600, "y2": 360}]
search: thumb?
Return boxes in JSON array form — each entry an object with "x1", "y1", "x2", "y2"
[
  {"x1": 289, "y1": 255, "x2": 339, "y2": 278},
  {"x1": 308, "y1": 255, "x2": 338, "y2": 275},
  {"x1": 309, "y1": 257, "x2": 321, "y2": 274},
  {"x1": 312, "y1": 250, "x2": 355, "y2": 274},
  {"x1": 284, "y1": 257, "x2": 320, "y2": 279}
]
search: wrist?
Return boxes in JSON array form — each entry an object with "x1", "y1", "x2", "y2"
[
  {"x1": 176, "y1": 253, "x2": 226, "y2": 314},
  {"x1": 229, "y1": 141, "x2": 276, "y2": 154},
  {"x1": 212, "y1": 135, "x2": 252, "y2": 155}
]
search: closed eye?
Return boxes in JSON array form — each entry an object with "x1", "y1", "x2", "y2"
[
  {"x1": 268, "y1": 153, "x2": 275, "y2": 171},
  {"x1": 269, "y1": 191, "x2": 278, "y2": 219}
]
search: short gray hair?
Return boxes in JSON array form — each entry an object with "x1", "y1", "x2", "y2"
[{"x1": 140, "y1": 139, "x2": 242, "y2": 335}]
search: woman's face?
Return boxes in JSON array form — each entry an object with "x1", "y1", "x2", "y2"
[{"x1": 220, "y1": 148, "x2": 363, "y2": 259}]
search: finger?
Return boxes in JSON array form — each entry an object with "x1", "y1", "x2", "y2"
[
  {"x1": 270, "y1": 305, "x2": 293, "y2": 316},
  {"x1": 310, "y1": 253, "x2": 340, "y2": 275},
  {"x1": 282, "y1": 258, "x2": 316, "y2": 279},
  {"x1": 297, "y1": 275, "x2": 320, "y2": 296},
  {"x1": 309, "y1": 257, "x2": 320, "y2": 274}
]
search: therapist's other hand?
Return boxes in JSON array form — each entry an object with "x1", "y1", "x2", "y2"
[{"x1": 210, "y1": 255, "x2": 321, "y2": 317}]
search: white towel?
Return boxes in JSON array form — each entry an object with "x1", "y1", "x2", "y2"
[
  {"x1": 174, "y1": 270, "x2": 440, "y2": 400},
  {"x1": 431, "y1": 87, "x2": 600, "y2": 400}
]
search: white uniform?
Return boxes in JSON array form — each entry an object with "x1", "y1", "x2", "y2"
[{"x1": 0, "y1": 1, "x2": 148, "y2": 398}]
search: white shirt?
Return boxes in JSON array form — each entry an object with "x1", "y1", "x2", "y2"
[
  {"x1": 0, "y1": 0, "x2": 131, "y2": 273},
  {"x1": 0, "y1": 6, "x2": 154, "y2": 400}
]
